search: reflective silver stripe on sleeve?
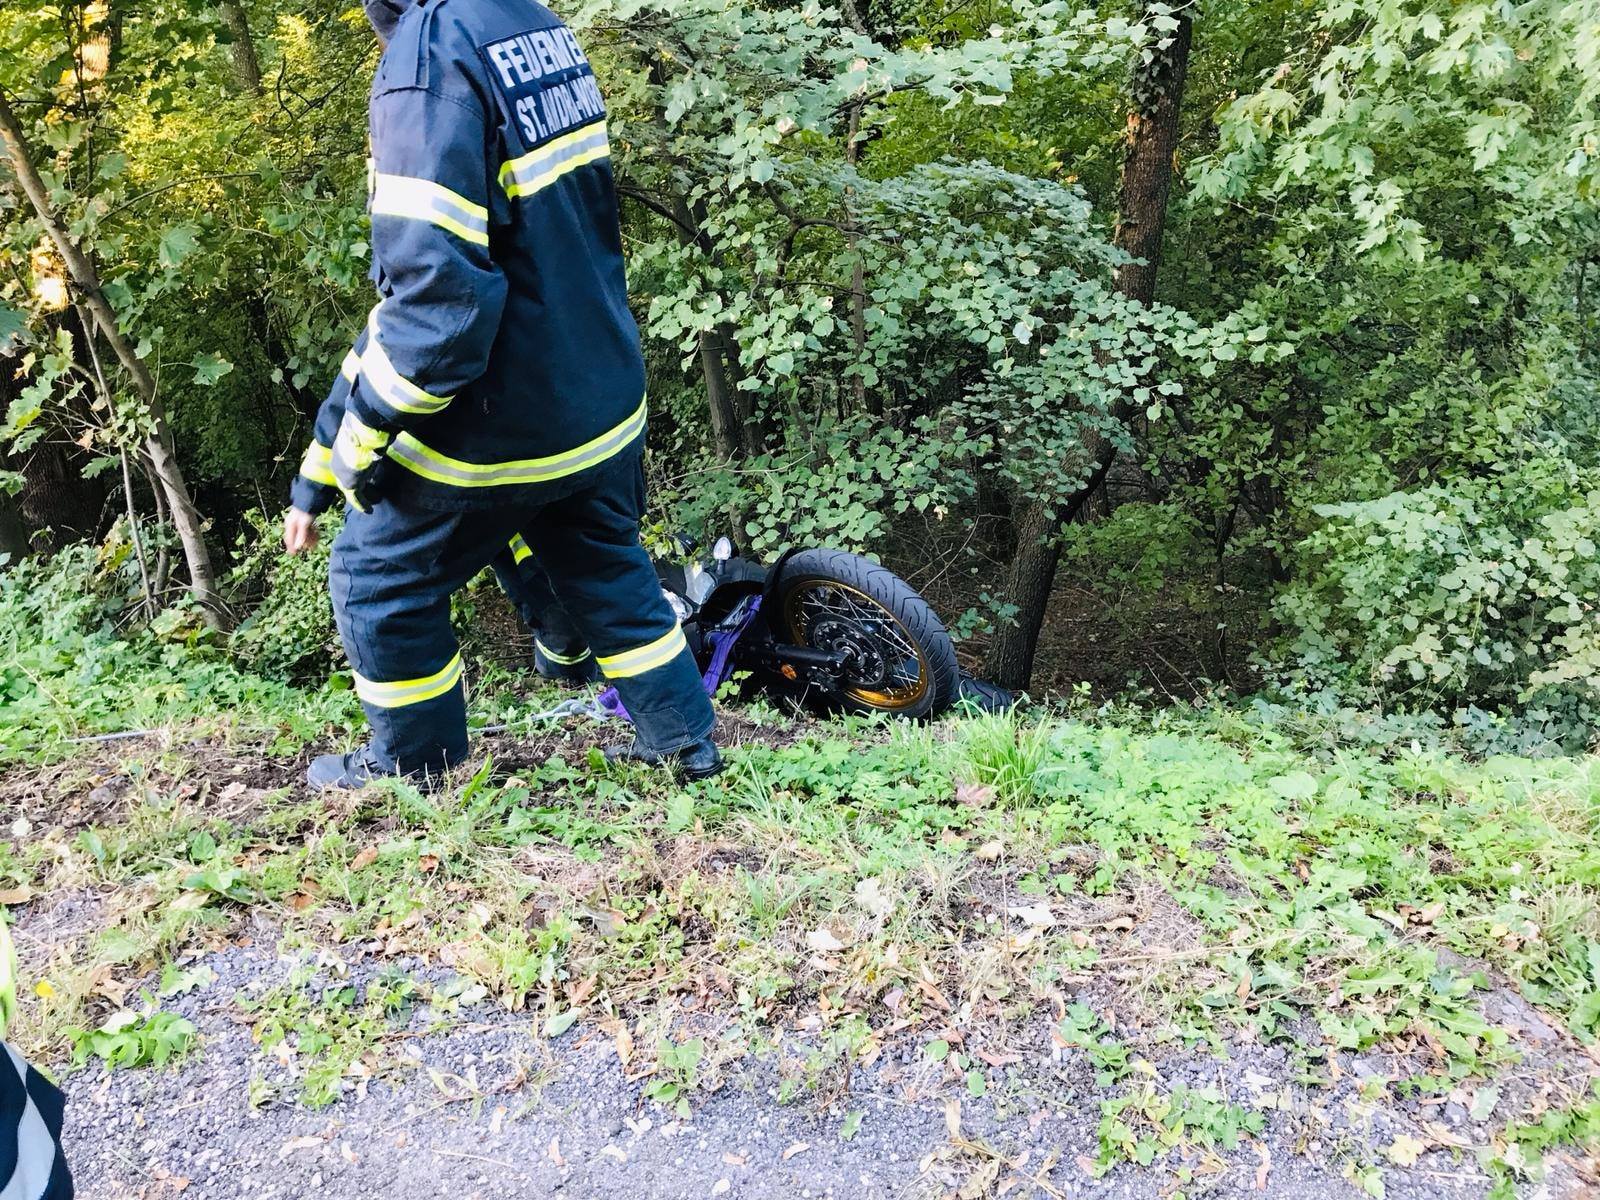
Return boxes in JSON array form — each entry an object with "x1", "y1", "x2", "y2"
[{"x1": 370, "y1": 174, "x2": 490, "y2": 246}]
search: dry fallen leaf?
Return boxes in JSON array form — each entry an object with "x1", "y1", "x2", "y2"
[
  {"x1": 278, "y1": 1136, "x2": 325, "y2": 1159},
  {"x1": 954, "y1": 781, "x2": 995, "y2": 807},
  {"x1": 569, "y1": 975, "x2": 598, "y2": 1007},
  {"x1": 1385, "y1": 1133, "x2": 1427, "y2": 1167},
  {"x1": 0, "y1": 886, "x2": 35, "y2": 905},
  {"x1": 854, "y1": 877, "x2": 895, "y2": 920},
  {"x1": 614, "y1": 1023, "x2": 634, "y2": 1068},
  {"x1": 547, "y1": 1136, "x2": 565, "y2": 1167},
  {"x1": 418, "y1": 853, "x2": 440, "y2": 874},
  {"x1": 975, "y1": 840, "x2": 1004, "y2": 862},
  {"x1": 806, "y1": 927, "x2": 848, "y2": 953},
  {"x1": 781, "y1": 1142, "x2": 810, "y2": 1161},
  {"x1": 1007, "y1": 904, "x2": 1055, "y2": 928},
  {"x1": 1253, "y1": 1143, "x2": 1271, "y2": 1190},
  {"x1": 722, "y1": 1152, "x2": 748, "y2": 1166},
  {"x1": 340, "y1": 1143, "x2": 360, "y2": 1166},
  {"x1": 944, "y1": 1098, "x2": 962, "y2": 1139},
  {"x1": 958, "y1": 1159, "x2": 1001, "y2": 1199},
  {"x1": 350, "y1": 845, "x2": 379, "y2": 871}
]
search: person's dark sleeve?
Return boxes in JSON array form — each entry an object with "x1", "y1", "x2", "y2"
[
  {"x1": 289, "y1": 337, "x2": 364, "y2": 516},
  {"x1": 347, "y1": 84, "x2": 506, "y2": 435}
]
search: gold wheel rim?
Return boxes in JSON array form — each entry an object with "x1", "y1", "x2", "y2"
[{"x1": 782, "y1": 579, "x2": 929, "y2": 710}]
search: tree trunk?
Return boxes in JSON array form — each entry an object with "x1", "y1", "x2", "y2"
[
  {"x1": 1112, "y1": 14, "x2": 1193, "y2": 306},
  {"x1": 3, "y1": 441, "x2": 109, "y2": 550},
  {"x1": 671, "y1": 192, "x2": 759, "y2": 461},
  {"x1": 0, "y1": 491, "x2": 28, "y2": 561},
  {"x1": 0, "y1": 87, "x2": 227, "y2": 627},
  {"x1": 695, "y1": 329, "x2": 741, "y2": 462},
  {"x1": 982, "y1": 453, "x2": 1117, "y2": 688},
  {"x1": 217, "y1": 0, "x2": 263, "y2": 94},
  {"x1": 983, "y1": 10, "x2": 1193, "y2": 691}
]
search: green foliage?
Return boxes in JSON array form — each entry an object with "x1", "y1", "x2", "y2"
[
  {"x1": 1, "y1": 0, "x2": 1597, "y2": 720},
  {"x1": 228, "y1": 508, "x2": 343, "y2": 684},
  {"x1": 1096, "y1": 1081, "x2": 1266, "y2": 1172},
  {"x1": 1274, "y1": 458, "x2": 1600, "y2": 726},
  {"x1": 0, "y1": 536, "x2": 356, "y2": 760},
  {"x1": 1486, "y1": 1084, "x2": 1600, "y2": 1198},
  {"x1": 644, "y1": 1035, "x2": 705, "y2": 1117},
  {"x1": 243, "y1": 965, "x2": 417, "y2": 1108},
  {"x1": 67, "y1": 1006, "x2": 197, "y2": 1070}
]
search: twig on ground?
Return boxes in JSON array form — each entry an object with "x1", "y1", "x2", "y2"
[
  {"x1": 429, "y1": 1147, "x2": 528, "y2": 1175},
  {"x1": 952, "y1": 1136, "x2": 1067, "y2": 1199}
]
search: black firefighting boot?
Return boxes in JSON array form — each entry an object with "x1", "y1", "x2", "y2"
[{"x1": 603, "y1": 735, "x2": 724, "y2": 781}]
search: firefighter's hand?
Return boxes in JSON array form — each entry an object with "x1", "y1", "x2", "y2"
[
  {"x1": 283, "y1": 508, "x2": 319, "y2": 556},
  {"x1": 331, "y1": 412, "x2": 394, "y2": 513}
]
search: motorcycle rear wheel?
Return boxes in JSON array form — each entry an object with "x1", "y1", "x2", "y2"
[{"x1": 773, "y1": 548, "x2": 960, "y2": 719}]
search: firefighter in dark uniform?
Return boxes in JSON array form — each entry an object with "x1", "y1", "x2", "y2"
[{"x1": 283, "y1": 0, "x2": 719, "y2": 787}]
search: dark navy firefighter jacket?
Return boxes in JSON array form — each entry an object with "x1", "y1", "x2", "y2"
[{"x1": 292, "y1": 0, "x2": 645, "y2": 514}]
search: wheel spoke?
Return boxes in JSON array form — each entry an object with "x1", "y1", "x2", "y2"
[{"x1": 786, "y1": 579, "x2": 928, "y2": 708}]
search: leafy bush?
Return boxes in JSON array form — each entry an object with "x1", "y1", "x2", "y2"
[
  {"x1": 655, "y1": 416, "x2": 974, "y2": 556},
  {"x1": 228, "y1": 508, "x2": 344, "y2": 684},
  {"x1": 1274, "y1": 457, "x2": 1600, "y2": 728},
  {"x1": 0, "y1": 534, "x2": 356, "y2": 760}
]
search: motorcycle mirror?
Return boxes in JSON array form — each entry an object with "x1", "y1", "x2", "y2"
[
  {"x1": 713, "y1": 536, "x2": 734, "y2": 562},
  {"x1": 675, "y1": 532, "x2": 700, "y2": 557}
]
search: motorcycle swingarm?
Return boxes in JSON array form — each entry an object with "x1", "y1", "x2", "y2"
[{"x1": 742, "y1": 639, "x2": 851, "y2": 681}]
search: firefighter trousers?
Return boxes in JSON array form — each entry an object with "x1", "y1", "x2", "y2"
[{"x1": 328, "y1": 450, "x2": 711, "y2": 776}]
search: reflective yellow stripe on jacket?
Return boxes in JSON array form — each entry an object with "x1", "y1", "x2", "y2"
[
  {"x1": 299, "y1": 441, "x2": 336, "y2": 488},
  {"x1": 500, "y1": 120, "x2": 610, "y2": 200},
  {"x1": 360, "y1": 307, "x2": 454, "y2": 418},
  {"x1": 389, "y1": 398, "x2": 645, "y2": 489},
  {"x1": 371, "y1": 173, "x2": 490, "y2": 247}
]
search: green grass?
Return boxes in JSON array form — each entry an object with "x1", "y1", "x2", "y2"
[{"x1": 5, "y1": 627, "x2": 1600, "y2": 1185}]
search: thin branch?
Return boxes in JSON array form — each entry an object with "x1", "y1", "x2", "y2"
[{"x1": 104, "y1": 172, "x2": 260, "y2": 219}]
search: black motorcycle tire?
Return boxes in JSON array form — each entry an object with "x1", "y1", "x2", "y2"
[{"x1": 771, "y1": 548, "x2": 961, "y2": 720}]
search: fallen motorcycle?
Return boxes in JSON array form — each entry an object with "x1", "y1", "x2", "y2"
[{"x1": 638, "y1": 535, "x2": 1013, "y2": 719}]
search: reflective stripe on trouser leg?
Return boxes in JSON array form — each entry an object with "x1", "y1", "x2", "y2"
[
  {"x1": 492, "y1": 541, "x2": 594, "y2": 668},
  {"x1": 353, "y1": 654, "x2": 464, "y2": 707},
  {"x1": 329, "y1": 502, "x2": 478, "y2": 776},
  {"x1": 598, "y1": 631, "x2": 707, "y2": 752},
  {"x1": 353, "y1": 673, "x2": 468, "y2": 780},
  {"x1": 537, "y1": 640, "x2": 591, "y2": 666}
]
